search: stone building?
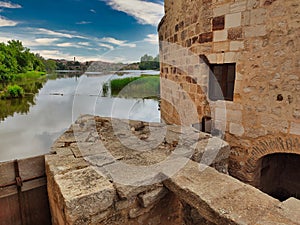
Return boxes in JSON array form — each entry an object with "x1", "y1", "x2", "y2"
[{"x1": 158, "y1": 0, "x2": 300, "y2": 200}]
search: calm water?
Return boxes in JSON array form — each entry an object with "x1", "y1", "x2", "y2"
[{"x1": 0, "y1": 71, "x2": 160, "y2": 162}]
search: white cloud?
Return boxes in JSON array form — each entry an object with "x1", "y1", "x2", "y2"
[
  {"x1": 101, "y1": 37, "x2": 136, "y2": 48},
  {"x1": 0, "y1": 16, "x2": 18, "y2": 26},
  {"x1": 0, "y1": 1, "x2": 22, "y2": 8},
  {"x1": 35, "y1": 28, "x2": 87, "y2": 39},
  {"x1": 57, "y1": 42, "x2": 73, "y2": 47},
  {"x1": 144, "y1": 34, "x2": 158, "y2": 44},
  {"x1": 78, "y1": 42, "x2": 91, "y2": 47},
  {"x1": 98, "y1": 43, "x2": 114, "y2": 50},
  {"x1": 104, "y1": 0, "x2": 164, "y2": 26},
  {"x1": 37, "y1": 28, "x2": 74, "y2": 38},
  {"x1": 35, "y1": 38, "x2": 58, "y2": 45},
  {"x1": 33, "y1": 50, "x2": 68, "y2": 59},
  {"x1": 76, "y1": 21, "x2": 92, "y2": 25},
  {"x1": 90, "y1": 9, "x2": 96, "y2": 13}
]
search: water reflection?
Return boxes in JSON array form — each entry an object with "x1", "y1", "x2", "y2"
[
  {"x1": 0, "y1": 78, "x2": 46, "y2": 122},
  {"x1": 0, "y1": 71, "x2": 160, "y2": 162}
]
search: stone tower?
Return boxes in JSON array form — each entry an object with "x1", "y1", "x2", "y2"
[{"x1": 158, "y1": 0, "x2": 300, "y2": 200}]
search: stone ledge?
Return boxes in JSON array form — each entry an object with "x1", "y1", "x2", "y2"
[{"x1": 163, "y1": 160, "x2": 300, "y2": 225}]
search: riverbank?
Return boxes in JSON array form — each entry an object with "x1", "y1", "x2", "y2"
[{"x1": 0, "y1": 71, "x2": 46, "y2": 99}]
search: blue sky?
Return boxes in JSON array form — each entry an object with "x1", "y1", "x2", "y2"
[{"x1": 0, "y1": 0, "x2": 164, "y2": 62}]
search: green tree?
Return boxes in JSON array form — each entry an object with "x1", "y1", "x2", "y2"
[
  {"x1": 139, "y1": 54, "x2": 160, "y2": 70},
  {"x1": 0, "y1": 40, "x2": 46, "y2": 83},
  {"x1": 43, "y1": 59, "x2": 57, "y2": 72}
]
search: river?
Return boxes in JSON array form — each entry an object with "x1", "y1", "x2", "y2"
[{"x1": 0, "y1": 70, "x2": 160, "y2": 162}]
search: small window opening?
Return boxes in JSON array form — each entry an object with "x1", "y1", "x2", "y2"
[{"x1": 209, "y1": 63, "x2": 236, "y2": 101}]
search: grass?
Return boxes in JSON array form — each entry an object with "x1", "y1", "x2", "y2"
[
  {"x1": 105, "y1": 75, "x2": 160, "y2": 98},
  {"x1": 13, "y1": 71, "x2": 46, "y2": 81}
]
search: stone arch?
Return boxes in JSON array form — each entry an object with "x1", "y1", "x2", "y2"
[
  {"x1": 242, "y1": 135, "x2": 300, "y2": 191},
  {"x1": 258, "y1": 153, "x2": 300, "y2": 201}
]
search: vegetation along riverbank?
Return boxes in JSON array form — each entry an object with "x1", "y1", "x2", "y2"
[
  {"x1": 0, "y1": 40, "x2": 47, "y2": 99},
  {"x1": 103, "y1": 74, "x2": 160, "y2": 99}
]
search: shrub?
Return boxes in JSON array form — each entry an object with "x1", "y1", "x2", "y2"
[{"x1": 6, "y1": 85, "x2": 25, "y2": 98}]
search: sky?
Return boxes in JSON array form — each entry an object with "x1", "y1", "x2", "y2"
[{"x1": 0, "y1": 0, "x2": 164, "y2": 63}]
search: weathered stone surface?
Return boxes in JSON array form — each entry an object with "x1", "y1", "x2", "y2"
[
  {"x1": 47, "y1": 115, "x2": 231, "y2": 224},
  {"x1": 159, "y1": 0, "x2": 300, "y2": 186},
  {"x1": 199, "y1": 32, "x2": 213, "y2": 43},
  {"x1": 47, "y1": 116, "x2": 300, "y2": 225},
  {"x1": 229, "y1": 122, "x2": 245, "y2": 136},
  {"x1": 45, "y1": 154, "x2": 89, "y2": 176},
  {"x1": 114, "y1": 182, "x2": 162, "y2": 200},
  {"x1": 54, "y1": 167, "x2": 116, "y2": 223},
  {"x1": 212, "y1": 16, "x2": 225, "y2": 31},
  {"x1": 213, "y1": 30, "x2": 227, "y2": 42},
  {"x1": 138, "y1": 186, "x2": 168, "y2": 208},
  {"x1": 163, "y1": 160, "x2": 299, "y2": 225},
  {"x1": 225, "y1": 12, "x2": 242, "y2": 28},
  {"x1": 277, "y1": 198, "x2": 300, "y2": 224}
]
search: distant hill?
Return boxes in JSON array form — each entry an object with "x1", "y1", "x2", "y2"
[
  {"x1": 84, "y1": 56, "x2": 161, "y2": 73},
  {"x1": 86, "y1": 61, "x2": 126, "y2": 72},
  {"x1": 119, "y1": 62, "x2": 140, "y2": 70}
]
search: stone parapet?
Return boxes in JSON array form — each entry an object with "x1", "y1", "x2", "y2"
[
  {"x1": 46, "y1": 115, "x2": 230, "y2": 224},
  {"x1": 46, "y1": 116, "x2": 299, "y2": 224}
]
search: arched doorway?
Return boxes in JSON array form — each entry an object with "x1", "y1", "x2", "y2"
[{"x1": 258, "y1": 153, "x2": 300, "y2": 201}]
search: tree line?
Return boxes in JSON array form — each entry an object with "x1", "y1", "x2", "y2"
[
  {"x1": 0, "y1": 40, "x2": 46, "y2": 83},
  {"x1": 139, "y1": 54, "x2": 160, "y2": 70}
]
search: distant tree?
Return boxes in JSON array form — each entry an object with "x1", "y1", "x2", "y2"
[
  {"x1": 43, "y1": 59, "x2": 57, "y2": 73},
  {"x1": 139, "y1": 54, "x2": 160, "y2": 70},
  {"x1": 141, "y1": 54, "x2": 154, "y2": 62},
  {"x1": 56, "y1": 61, "x2": 67, "y2": 70}
]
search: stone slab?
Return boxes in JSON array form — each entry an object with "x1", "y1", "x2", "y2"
[
  {"x1": 163, "y1": 160, "x2": 288, "y2": 225},
  {"x1": 54, "y1": 166, "x2": 116, "y2": 224}
]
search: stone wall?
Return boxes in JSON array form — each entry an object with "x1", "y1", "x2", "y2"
[
  {"x1": 46, "y1": 115, "x2": 229, "y2": 225},
  {"x1": 158, "y1": 0, "x2": 300, "y2": 184},
  {"x1": 46, "y1": 116, "x2": 300, "y2": 224}
]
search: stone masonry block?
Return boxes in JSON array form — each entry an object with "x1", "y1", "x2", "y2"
[
  {"x1": 213, "y1": 3, "x2": 230, "y2": 17},
  {"x1": 227, "y1": 109, "x2": 242, "y2": 123},
  {"x1": 290, "y1": 122, "x2": 300, "y2": 135},
  {"x1": 245, "y1": 25, "x2": 267, "y2": 37},
  {"x1": 212, "y1": 16, "x2": 225, "y2": 31},
  {"x1": 225, "y1": 12, "x2": 242, "y2": 28},
  {"x1": 163, "y1": 160, "x2": 281, "y2": 225},
  {"x1": 199, "y1": 32, "x2": 213, "y2": 43},
  {"x1": 230, "y1": 41, "x2": 244, "y2": 51},
  {"x1": 54, "y1": 166, "x2": 116, "y2": 224},
  {"x1": 213, "y1": 41, "x2": 229, "y2": 52},
  {"x1": 229, "y1": 123, "x2": 245, "y2": 136},
  {"x1": 213, "y1": 30, "x2": 228, "y2": 42},
  {"x1": 138, "y1": 187, "x2": 168, "y2": 208},
  {"x1": 228, "y1": 27, "x2": 243, "y2": 40},
  {"x1": 230, "y1": 0, "x2": 247, "y2": 13},
  {"x1": 224, "y1": 52, "x2": 238, "y2": 63},
  {"x1": 250, "y1": 8, "x2": 266, "y2": 25}
]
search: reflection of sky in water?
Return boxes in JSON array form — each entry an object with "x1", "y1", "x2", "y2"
[{"x1": 0, "y1": 71, "x2": 160, "y2": 162}]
